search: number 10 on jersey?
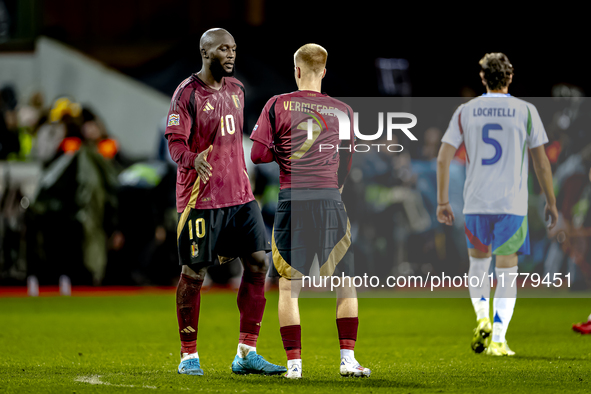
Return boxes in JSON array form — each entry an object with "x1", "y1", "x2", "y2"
[
  {"x1": 189, "y1": 218, "x2": 206, "y2": 239},
  {"x1": 220, "y1": 114, "x2": 236, "y2": 136}
]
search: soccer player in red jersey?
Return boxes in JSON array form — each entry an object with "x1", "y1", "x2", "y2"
[
  {"x1": 165, "y1": 28, "x2": 286, "y2": 376},
  {"x1": 250, "y1": 44, "x2": 371, "y2": 378}
]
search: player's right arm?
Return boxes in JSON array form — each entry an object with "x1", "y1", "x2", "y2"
[
  {"x1": 164, "y1": 85, "x2": 213, "y2": 182},
  {"x1": 530, "y1": 146, "x2": 558, "y2": 229},
  {"x1": 165, "y1": 86, "x2": 199, "y2": 169},
  {"x1": 337, "y1": 105, "x2": 355, "y2": 190},
  {"x1": 527, "y1": 104, "x2": 558, "y2": 230},
  {"x1": 194, "y1": 145, "x2": 212, "y2": 182}
]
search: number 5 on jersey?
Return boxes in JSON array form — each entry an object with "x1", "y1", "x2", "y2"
[{"x1": 482, "y1": 123, "x2": 502, "y2": 165}]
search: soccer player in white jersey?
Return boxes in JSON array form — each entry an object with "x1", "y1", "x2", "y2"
[{"x1": 436, "y1": 53, "x2": 558, "y2": 356}]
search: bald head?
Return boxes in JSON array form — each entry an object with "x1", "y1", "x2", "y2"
[
  {"x1": 294, "y1": 44, "x2": 327, "y2": 76},
  {"x1": 197, "y1": 28, "x2": 236, "y2": 82},
  {"x1": 199, "y1": 28, "x2": 234, "y2": 54}
]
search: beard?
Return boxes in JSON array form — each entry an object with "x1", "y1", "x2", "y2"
[{"x1": 210, "y1": 57, "x2": 235, "y2": 81}]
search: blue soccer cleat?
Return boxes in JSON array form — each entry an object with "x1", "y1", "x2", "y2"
[
  {"x1": 231, "y1": 351, "x2": 287, "y2": 375},
  {"x1": 178, "y1": 357, "x2": 204, "y2": 376}
]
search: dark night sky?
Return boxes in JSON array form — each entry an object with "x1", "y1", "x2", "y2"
[
  {"x1": 29, "y1": 0, "x2": 589, "y2": 98},
  {"x1": 238, "y1": 3, "x2": 585, "y2": 96}
]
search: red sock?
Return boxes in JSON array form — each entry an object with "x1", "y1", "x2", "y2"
[
  {"x1": 237, "y1": 270, "x2": 266, "y2": 347},
  {"x1": 337, "y1": 317, "x2": 358, "y2": 350},
  {"x1": 280, "y1": 325, "x2": 301, "y2": 360},
  {"x1": 176, "y1": 273, "x2": 203, "y2": 354}
]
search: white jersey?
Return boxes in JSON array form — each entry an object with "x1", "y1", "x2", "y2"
[{"x1": 442, "y1": 93, "x2": 548, "y2": 215}]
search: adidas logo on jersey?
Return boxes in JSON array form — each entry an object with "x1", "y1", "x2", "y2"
[{"x1": 203, "y1": 102, "x2": 214, "y2": 111}]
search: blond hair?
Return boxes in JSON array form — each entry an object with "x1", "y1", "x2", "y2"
[{"x1": 294, "y1": 44, "x2": 327, "y2": 75}]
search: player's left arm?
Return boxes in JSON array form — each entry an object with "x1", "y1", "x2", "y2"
[
  {"x1": 436, "y1": 142, "x2": 457, "y2": 226},
  {"x1": 250, "y1": 98, "x2": 277, "y2": 164},
  {"x1": 251, "y1": 140, "x2": 274, "y2": 164},
  {"x1": 436, "y1": 106, "x2": 464, "y2": 226}
]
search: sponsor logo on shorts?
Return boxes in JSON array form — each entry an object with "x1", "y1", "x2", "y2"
[
  {"x1": 253, "y1": 124, "x2": 259, "y2": 132},
  {"x1": 168, "y1": 114, "x2": 180, "y2": 126}
]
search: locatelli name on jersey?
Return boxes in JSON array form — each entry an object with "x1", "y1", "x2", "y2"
[{"x1": 473, "y1": 107, "x2": 516, "y2": 117}]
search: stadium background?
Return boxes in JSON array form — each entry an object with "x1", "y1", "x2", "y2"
[
  {"x1": 1, "y1": 2, "x2": 591, "y2": 393},
  {"x1": 1, "y1": 0, "x2": 590, "y2": 289}
]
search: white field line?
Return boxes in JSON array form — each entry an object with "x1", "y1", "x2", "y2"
[{"x1": 75, "y1": 375, "x2": 157, "y2": 389}]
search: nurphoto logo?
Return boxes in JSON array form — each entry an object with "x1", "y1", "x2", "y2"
[{"x1": 309, "y1": 108, "x2": 418, "y2": 153}]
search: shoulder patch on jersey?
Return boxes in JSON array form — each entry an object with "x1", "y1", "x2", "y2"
[
  {"x1": 168, "y1": 114, "x2": 180, "y2": 126},
  {"x1": 232, "y1": 95, "x2": 241, "y2": 109}
]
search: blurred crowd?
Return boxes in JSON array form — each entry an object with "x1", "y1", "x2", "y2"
[
  {"x1": 1, "y1": 83, "x2": 590, "y2": 291},
  {"x1": 0, "y1": 86, "x2": 178, "y2": 286}
]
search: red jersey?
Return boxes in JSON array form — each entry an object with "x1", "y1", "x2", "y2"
[
  {"x1": 165, "y1": 74, "x2": 254, "y2": 212},
  {"x1": 250, "y1": 90, "x2": 354, "y2": 189}
]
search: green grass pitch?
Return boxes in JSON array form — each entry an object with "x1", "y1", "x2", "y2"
[{"x1": 1, "y1": 291, "x2": 590, "y2": 393}]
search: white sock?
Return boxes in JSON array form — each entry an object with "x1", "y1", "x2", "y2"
[
  {"x1": 492, "y1": 266, "x2": 518, "y2": 343},
  {"x1": 287, "y1": 359, "x2": 302, "y2": 370},
  {"x1": 181, "y1": 351, "x2": 199, "y2": 361},
  {"x1": 340, "y1": 349, "x2": 355, "y2": 360},
  {"x1": 237, "y1": 343, "x2": 256, "y2": 358},
  {"x1": 468, "y1": 256, "x2": 492, "y2": 321}
]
